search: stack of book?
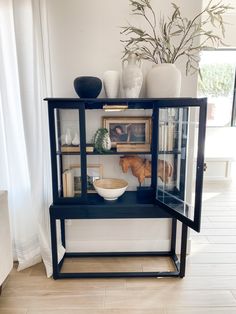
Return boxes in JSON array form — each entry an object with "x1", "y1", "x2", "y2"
[
  {"x1": 62, "y1": 169, "x2": 74, "y2": 197},
  {"x1": 159, "y1": 122, "x2": 175, "y2": 151},
  {"x1": 116, "y1": 143, "x2": 151, "y2": 152},
  {"x1": 61, "y1": 145, "x2": 94, "y2": 153}
]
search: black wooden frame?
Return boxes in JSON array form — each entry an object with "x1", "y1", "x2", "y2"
[{"x1": 46, "y1": 97, "x2": 207, "y2": 279}]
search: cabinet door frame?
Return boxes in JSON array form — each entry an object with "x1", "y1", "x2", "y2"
[
  {"x1": 153, "y1": 99, "x2": 207, "y2": 232},
  {"x1": 48, "y1": 101, "x2": 87, "y2": 204}
]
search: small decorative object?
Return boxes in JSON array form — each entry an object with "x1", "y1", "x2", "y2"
[
  {"x1": 63, "y1": 164, "x2": 103, "y2": 196},
  {"x1": 72, "y1": 132, "x2": 80, "y2": 146},
  {"x1": 93, "y1": 128, "x2": 111, "y2": 153},
  {"x1": 74, "y1": 76, "x2": 102, "y2": 98},
  {"x1": 103, "y1": 70, "x2": 120, "y2": 98},
  {"x1": 103, "y1": 116, "x2": 151, "y2": 147},
  {"x1": 93, "y1": 178, "x2": 128, "y2": 201},
  {"x1": 122, "y1": 52, "x2": 143, "y2": 98},
  {"x1": 64, "y1": 128, "x2": 72, "y2": 145},
  {"x1": 121, "y1": 0, "x2": 232, "y2": 97},
  {"x1": 119, "y1": 156, "x2": 173, "y2": 185}
]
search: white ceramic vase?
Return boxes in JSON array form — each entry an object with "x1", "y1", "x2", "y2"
[
  {"x1": 64, "y1": 129, "x2": 72, "y2": 145},
  {"x1": 103, "y1": 70, "x2": 120, "y2": 98},
  {"x1": 146, "y1": 63, "x2": 181, "y2": 98},
  {"x1": 72, "y1": 132, "x2": 80, "y2": 146},
  {"x1": 122, "y1": 53, "x2": 143, "y2": 98}
]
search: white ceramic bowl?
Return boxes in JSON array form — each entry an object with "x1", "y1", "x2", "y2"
[{"x1": 93, "y1": 178, "x2": 128, "y2": 201}]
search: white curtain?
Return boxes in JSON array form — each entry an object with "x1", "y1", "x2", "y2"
[{"x1": 0, "y1": 0, "x2": 64, "y2": 277}]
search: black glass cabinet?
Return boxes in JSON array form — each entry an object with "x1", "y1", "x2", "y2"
[{"x1": 46, "y1": 97, "x2": 207, "y2": 279}]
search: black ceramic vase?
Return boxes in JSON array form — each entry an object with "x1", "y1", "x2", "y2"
[{"x1": 74, "y1": 76, "x2": 102, "y2": 98}]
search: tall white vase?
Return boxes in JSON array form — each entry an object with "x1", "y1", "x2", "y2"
[
  {"x1": 103, "y1": 70, "x2": 120, "y2": 98},
  {"x1": 122, "y1": 53, "x2": 143, "y2": 98},
  {"x1": 146, "y1": 63, "x2": 181, "y2": 98}
]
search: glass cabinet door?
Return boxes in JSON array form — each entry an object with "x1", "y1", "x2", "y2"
[
  {"x1": 154, "y1": 102, "x2": 207, "y2": 232},
  {"x1": 48, "y1": 103, "x2": 87, "y2": 204}
]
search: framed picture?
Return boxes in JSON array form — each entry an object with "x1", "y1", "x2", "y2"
[
  {"x1": 62, "y1": 164, "x2": 103, "y2": 196},
  {"x1": 103, "y1": 116, "x2": 152, "y2": 147}
]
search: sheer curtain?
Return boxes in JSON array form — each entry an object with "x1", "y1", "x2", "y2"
[{"x1": 0, "y1": 0, "x2": 64, "y2": 277}]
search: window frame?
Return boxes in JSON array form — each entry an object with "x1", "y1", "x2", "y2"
[{"x1": 231, "y1": 66, "x2": 236, "y2": 127}]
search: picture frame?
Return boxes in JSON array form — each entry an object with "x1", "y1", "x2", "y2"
[
  {"x1": 103, "y1": 116, "x2": 152, "y2": 147},
  {"x1": 62, "y1": 164, "x2": 103, "y2": 196}
]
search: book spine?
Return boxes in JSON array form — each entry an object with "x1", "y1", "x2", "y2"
[
  {"x1": 63, "y1": 170, "x2": 74, "y2": 197},
  {"x1": 164, "y1": 124, "x2": 167, "y2": 151},
  {"x1": 159, "y1": 123, "x2": 164, "y2": 151},
  {"x1": 62, "y1": 172, "x2": 67, "y2": 197},
  {"x1": 116, "y1": 144, "x2": 150, "y2": 152},
  {"x1": 167, "y1": 122, "x2": 174, "y2": 151},
  {"x1": 67, "y1": 170, "x2": 74, "y2": 197}
]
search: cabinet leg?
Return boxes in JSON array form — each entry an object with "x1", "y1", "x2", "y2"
[
  {"x1": 171, "y1": 218, "x2": 177, "y2": 253},
  {"x1": 60, "y1": 219, "x2": 66, "y2": 248},
  {"x1": 180, "y1": 223, "x2": 188, "y2": 278},
  {"x1": 50, "y1": 213, "x2": 59, "y2": 279}
]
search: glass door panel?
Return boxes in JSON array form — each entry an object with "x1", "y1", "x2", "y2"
[
  {"x1": 156, "y1": 104, "x2": 206, "y2": 232},
  {"x1": 54, "y1": 108, "x2": 82, "y2": 200}
]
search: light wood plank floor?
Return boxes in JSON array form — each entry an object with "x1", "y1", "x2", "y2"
[{"x1": 1, "y1": 180, "x2": 236, "y2": 314}]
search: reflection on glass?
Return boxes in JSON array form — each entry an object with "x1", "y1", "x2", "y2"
[
  {"x1": 57, "y1": 109, "x2": 81, "y2": 153},
  {"x1": 157, "y1": 189, "x2": 191, "y2": 217},
  {"x1": 157, "y1": 107, "x2": 199, "y2": 221},
  {"x1": 54, "y1": 109, "x2": 82, "y2": 198}
]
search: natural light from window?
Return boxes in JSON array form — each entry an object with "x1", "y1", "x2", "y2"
[{"x1": 198, "y1": 50, "x2": 236, "y2": 127}]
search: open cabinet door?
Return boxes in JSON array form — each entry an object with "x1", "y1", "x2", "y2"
[{"x1": 153, "y1": 99, "x2": 207, "y2": 232}]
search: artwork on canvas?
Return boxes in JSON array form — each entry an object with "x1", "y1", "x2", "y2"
[{"x1": 103, "y1": 116, "x2": 151, "y2": 147}]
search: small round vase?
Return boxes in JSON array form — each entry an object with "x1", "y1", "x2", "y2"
[
  {"x1": 122, "y1": 53, "x2": 143, "y2": 98},
  {"x1": 74, "y1": 76, "x2": 102, "y2": 98},
  {"x1": 146, "y1": 64, "x2": 181, "y2": 98},
  {"x1": 103, "y1": 70, "x2": 120, "y2": 98}
]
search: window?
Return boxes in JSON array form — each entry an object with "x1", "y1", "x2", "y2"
[{"x1": 197, "y1": 50, "x2": 236, "y2": 127}]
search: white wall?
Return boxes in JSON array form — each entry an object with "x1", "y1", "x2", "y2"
[
  {"x1": 202, "y1": 1, "x2": 236, "y2": 165},
  {"x1": 46, "y1": 0, "x2": 201, "y2": 98},
  {"x1": 46, "y1": 0, "x2": 203, "y2": 252}
]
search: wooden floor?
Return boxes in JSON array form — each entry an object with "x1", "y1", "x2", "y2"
[{"x1": 0, "y1": 180, "x2": 236, "y2": 313}]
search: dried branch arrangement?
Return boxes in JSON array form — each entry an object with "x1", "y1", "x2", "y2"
[{"x1": 121, "y1": 0, "x2": 233, "y2": 74}]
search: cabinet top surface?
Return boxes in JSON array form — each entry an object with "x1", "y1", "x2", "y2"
[
  {"x1": 44, "y1": 97, "x2": 207, "y2": 102},
  {"x1": 44, "y1": 97, "x2": 207, "y2": 109}
]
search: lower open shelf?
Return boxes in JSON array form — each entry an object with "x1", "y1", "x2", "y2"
[
  {"x1": 50, "y1": 200, "x2": 188, "y2": 279},
  {"x1": 54, "y1": 251, "x2": 180, "y2": 279}
]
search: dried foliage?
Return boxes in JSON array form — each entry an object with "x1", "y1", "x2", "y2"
[{"x1": 121, "y1": 0, "x2": 233, "y2": 74}]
